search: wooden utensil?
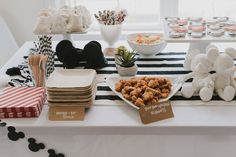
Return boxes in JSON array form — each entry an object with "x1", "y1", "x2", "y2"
[
  {"x1": 39, "y1": 55, "x2": 48, "y2": 87},
  {"x1": 28, "y1": 54, "x2": 41, "y2": 86}
]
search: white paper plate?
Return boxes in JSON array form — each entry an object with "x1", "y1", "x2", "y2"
[
  {"x1": 106, "y1": 74, "x2": 183, "y2": 110},
  {"x1": 46, "y1": 69, "x2": 96, "y2": 88}
]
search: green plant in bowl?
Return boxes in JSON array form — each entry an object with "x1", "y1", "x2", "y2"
[
  {"x1": 115, "y1": 46, "x2": 137, "y2": 67},
  {"x1": 115, "y1": 46, "x2": 138, "y2": 76}
]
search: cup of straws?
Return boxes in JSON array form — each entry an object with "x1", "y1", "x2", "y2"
[{"x1": 95, "y1": 9, "x2": 127, "y2": 55}]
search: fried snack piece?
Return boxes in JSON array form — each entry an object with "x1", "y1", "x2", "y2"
[
  {"x1": 161, "y1": 92, "x2": 169, "y2": 98},
  {"x1": 130, "y1": 88, "x2": 142, "y2": 97},
  {"x1": 143, "y1": 91, "x2": 154, "y2": 102},
  {"x1": 131, "y1": 95, "x2": 138, "y2": 102},
  {"x1": 115, "y1": 77, "x2": 172, "y2": 107},
  {"x1": 123, "y1": 94, "x2": 132, "y2": 101},
  {"x1": 135, "y1": 98, "x2": 145, "y2": 107},
  {"x1": 124, "y1": 86, "x2": 135, "y2": 93},
  {"x1": 148, "y1": 79, "x2": 159, "y2": 88},
  {"x1": 146, "y1": 87, "x2": 160, "y2": 95},
  {"x1": 147, "y1": 98, "x2": 159, "y2": 105},
  {"x1": 115, "y1": 82, "x2": 123, "y2": 92}
]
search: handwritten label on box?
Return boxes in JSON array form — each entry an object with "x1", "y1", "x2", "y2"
[
  {"x1": 139, "y1": 101, "x2": 174, "y2": 124},
  {"x1": 49, "y1": 106, "x2": 85, "y2": 121}
]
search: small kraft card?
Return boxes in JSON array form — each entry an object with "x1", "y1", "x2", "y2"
[
  {"x1": 139, "y1": 101, "x2": 174, "y2": 124},
  {"x1": 49, "y1": 106, "x2": 85, "y2": 121}
]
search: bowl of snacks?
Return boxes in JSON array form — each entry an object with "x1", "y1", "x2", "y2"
[{"x1": 127, "y1": 33, "x2": 167, "y2": 56}]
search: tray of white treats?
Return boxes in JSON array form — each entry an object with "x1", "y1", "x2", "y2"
[{"x1": 163, "y1": 17, "x2": 236, "y2": 42}]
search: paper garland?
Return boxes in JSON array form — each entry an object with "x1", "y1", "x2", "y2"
[{"x1": 0, "y1": 119, "x2": 65, "y2": 157}]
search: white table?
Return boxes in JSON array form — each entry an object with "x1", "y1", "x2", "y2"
[{"x1": 1, "y1": 41, "x2": 236, "y2": 157}]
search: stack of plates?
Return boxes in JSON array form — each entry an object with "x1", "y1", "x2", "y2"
[{"x1": 46, "y1": 69, "x2": 97, "y2": 108}]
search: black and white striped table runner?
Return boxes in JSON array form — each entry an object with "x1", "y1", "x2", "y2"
[{"x1": 21, "y1": 52, "x2": 236, "y2": 103}]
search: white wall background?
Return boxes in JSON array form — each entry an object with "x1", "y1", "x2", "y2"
[{"x1": 0, "y1": 0, "x2": 47, "y2": 46}]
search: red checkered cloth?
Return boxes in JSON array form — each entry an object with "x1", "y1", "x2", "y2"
[{"x1": 0, "y1": 87, "x2": 46, "y2": 118}]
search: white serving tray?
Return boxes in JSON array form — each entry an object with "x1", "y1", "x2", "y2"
[{"x1": 106, "y1": 74, "x2": 183, "y2": 110}]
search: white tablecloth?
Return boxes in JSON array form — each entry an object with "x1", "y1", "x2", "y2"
[{"x1": 1, "y1": 41, "x2": 236, "y2": 157}]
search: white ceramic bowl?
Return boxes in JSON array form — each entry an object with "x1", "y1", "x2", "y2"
[{"x1": 127, "y1": 33, "x2": 167, "y2": 56}]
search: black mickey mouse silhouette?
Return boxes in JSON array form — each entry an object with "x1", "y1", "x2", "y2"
[
  {"x1": 83, "y1": 41, "x2": 108, "y2": 69},
  {"x1": 48, "y1": 149, "x2": 65, "y2": 157},
  {"x1": 7, "y1": 126, "x2": 25, "y2": 141},
  {"x1": 0, "y1": 120, "x2": 7, "y2": 127},
  {"x1": 56, "y1": 40, "x2": 107, "y2": 69},
  {"x1": 28, "y1": 138, "x2": 45, "y2": 152},
  {"x1": 3, "y1": 124, "x2": 67, "y2": 157},
  {"x1": 56, "y1": 40, "x2": 84, "y2": 69}
]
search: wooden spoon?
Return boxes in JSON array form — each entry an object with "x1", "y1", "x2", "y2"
[
  {"x1": 39, "y1": 55, "x2": 48, "y2": 87},
  {"x1": 28, "y1": 54, "x2": 41, "y2": 86}
]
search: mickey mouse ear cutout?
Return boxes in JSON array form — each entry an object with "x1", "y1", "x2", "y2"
[
  {"x1": 8, "y1": 126, "x2": 15, "y2": 132},
  {"x1": 0, "y1": 122, "x2": 7, "y2": 127},
  {"x1": 56, "y1": 40, "x2": 107, "y2": 69},
  {"x1": 56, "y1": 40, "x2": 74, "y2": 63},
  {"x1": 7, "y1": 126, "x2": 25, "y2": 141},
  {"x1": 56, "y1": 40, "x2": 84, "y2": 69},
  {"x1": 2, "y1": 123, "x2": 67, "y2": 156},
  {"x1": 0, "y1": 120, "x2": 7, "y2": 127},
  {"x1": 28, "y1": 138, "x2": 36, "y2": 143},
  {"x1": 48, "y1": 149, "x2": 65, "y2": 157},
  {"x1": 83, "y1": 41, "x2": 107, "y2": 69},
  {"x1": 28, "y1": 138, "x2": 45, "y2": 152},
  {"x1": 89, "y1": 40, "x2": 102, "y2": 50}
]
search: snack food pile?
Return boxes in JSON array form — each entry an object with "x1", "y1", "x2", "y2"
[
  {"x1": 115, "y1": 77, "x2": 172, "y2": 107},
  {"x1": 131, "y1": 34, "x2": 162, "y2": 45},
  {"x1": 165, "y1": 17, "x2": 236, "y2": 38}
]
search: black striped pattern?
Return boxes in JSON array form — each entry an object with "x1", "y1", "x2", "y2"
[
  {"x1": 95, "y1": 93, "x2": 236, "y2": 101},
  {"x1": 36, "y1": 35, "x2": 54, "y2": 77},
  {"x1": 21, "y1": 52, "x2": 236, "y2": 102}
]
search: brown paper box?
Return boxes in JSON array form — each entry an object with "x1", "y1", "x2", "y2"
[
  {"x1": 49, "y1": 106, "x2": 85, "y2": 121},
  {"x1": 139, "y1": 101, "x2": 174, "y2": 124}
]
